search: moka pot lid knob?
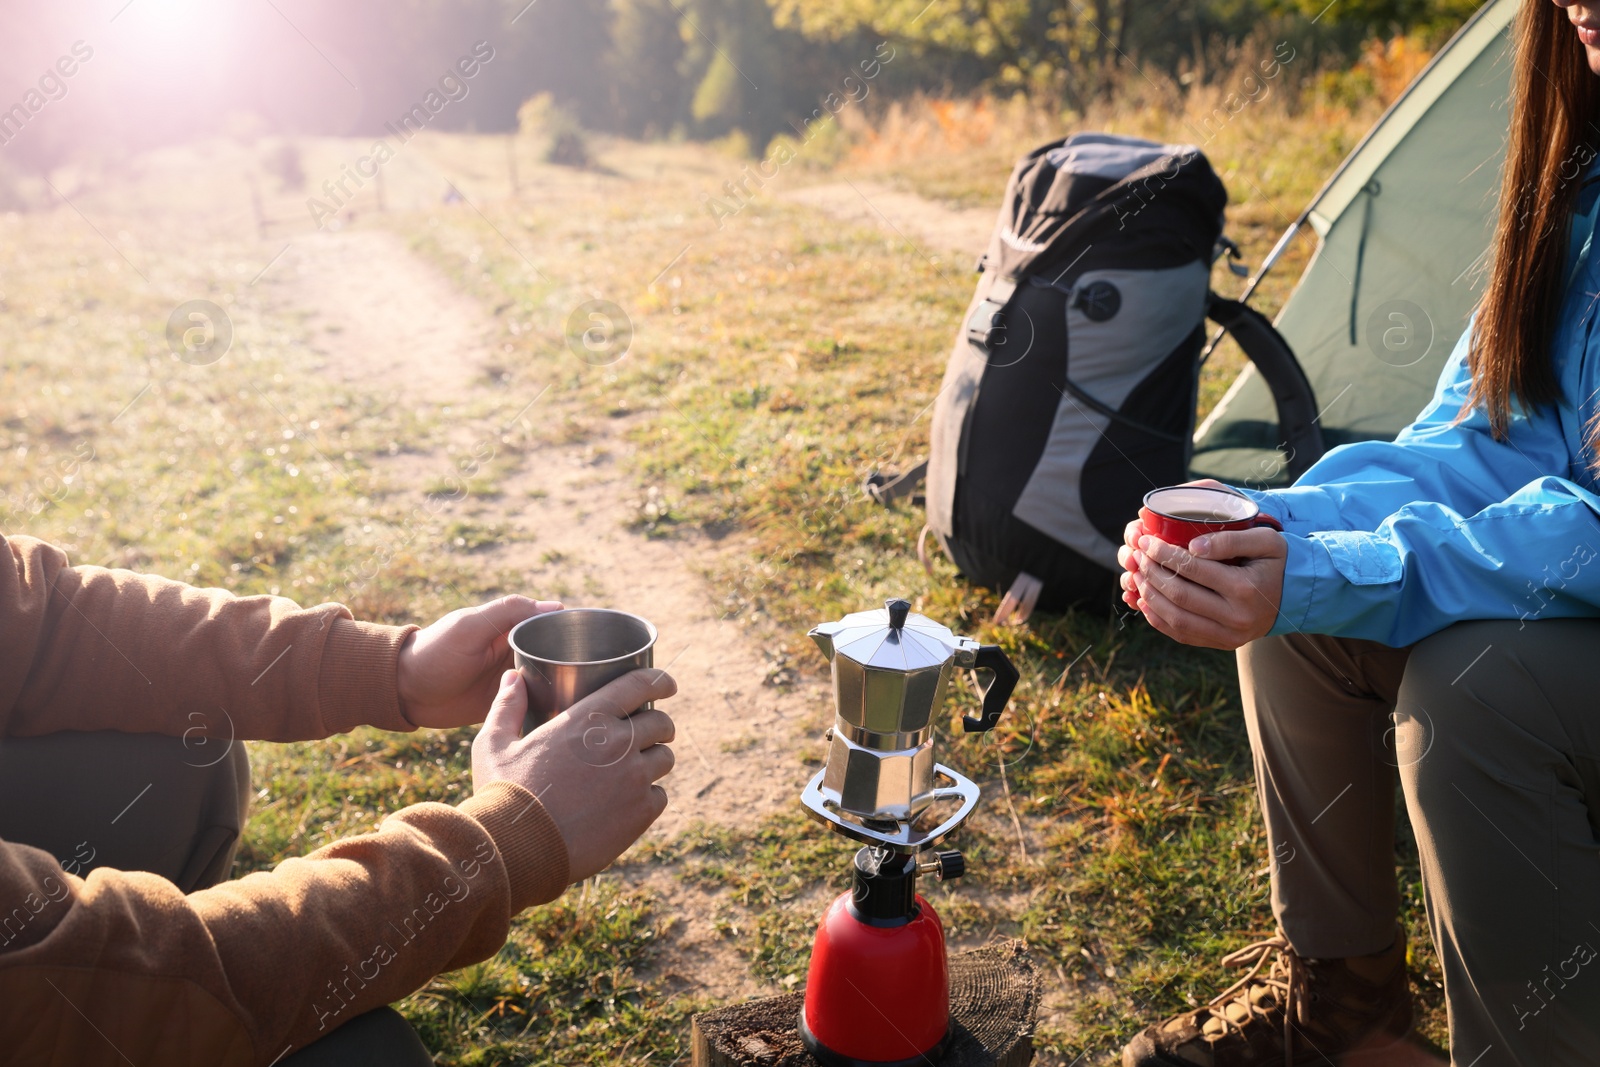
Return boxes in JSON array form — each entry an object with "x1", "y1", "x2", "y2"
[{"x1": 808, "y1": 597, "x2": 966, "y2": 674}]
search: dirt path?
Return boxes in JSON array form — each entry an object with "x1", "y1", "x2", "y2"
[
  {"x1": 282, "y1": 230, "x2": 488, "y2": 400},
  {"x1": 276, "y1": 227, "x2": 828, "y2": 1000},
  {"x1": 783, "y1": 180, "x2": 994, "y2": 261}
]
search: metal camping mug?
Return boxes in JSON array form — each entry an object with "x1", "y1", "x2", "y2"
[{"x1": 509, "y1": 608, "x2": 658, "y2": 735}]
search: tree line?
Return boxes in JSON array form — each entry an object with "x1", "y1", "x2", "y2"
[{"x1": 0, "y1": 0, "x2": 1483, "y2": 171}]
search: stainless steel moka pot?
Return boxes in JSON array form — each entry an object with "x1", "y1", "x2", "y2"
[{"x1": 801, "y1": 597, "x2": 1020, "y2": 852}]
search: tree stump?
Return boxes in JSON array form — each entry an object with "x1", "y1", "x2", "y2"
[{"x1": 691, "y1": 940, "x2": 1038, "y2": 1067}]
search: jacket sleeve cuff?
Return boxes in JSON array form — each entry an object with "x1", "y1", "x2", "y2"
[
  {"x1": 1270, "y1": 529, "x2": 1418, "y2": 644},
  {"x1": 458, "y1": 780, "x2": 571, "y2": 912},
  {"x1": 1239, "y1": 485, "x2": 1344, "y2": 536},
  {"x1": 1268, "y1": 532, "x2": 1325, "y2": 637},
  {"x1": 316, "y1": 618, "x2": 419, "y2": 734}
]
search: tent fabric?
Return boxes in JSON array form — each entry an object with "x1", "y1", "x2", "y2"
[{"x1": 1190, "y1": 0, "x2": 1517, "y2": 487}]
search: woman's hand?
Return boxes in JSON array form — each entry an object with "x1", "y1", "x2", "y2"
[
  {"x1": 1117, "y1": 509, "x2": 1287, "y2": 650},
  {"x1": 397, "y1": 595, "x2": 563, "y2": 729}
]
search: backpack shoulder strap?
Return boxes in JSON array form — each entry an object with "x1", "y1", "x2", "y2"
[
  {"x1": 865, "y1": 460, "x2": 928, "y2": 505},
  {"x1": 1204, "y1": 292, "x2": 1324, "y2": 481}
]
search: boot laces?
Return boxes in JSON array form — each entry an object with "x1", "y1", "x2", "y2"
[{"x1": 1201, "y1": 933, "x2": 1313, "y2": 1055}]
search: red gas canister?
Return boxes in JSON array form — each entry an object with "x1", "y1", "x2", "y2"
[{"x1": 799, "y1": 849, "x2": 953, "y2": 1065}]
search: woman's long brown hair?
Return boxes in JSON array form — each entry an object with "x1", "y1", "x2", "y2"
[{"x1": 1466, "y1": 0, "x2": 1600, "y2": 441}]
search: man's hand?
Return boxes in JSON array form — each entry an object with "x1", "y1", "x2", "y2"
[
  {"x1": 1117, "y1": 509, "x2": 1287, "y2": 650},
  {"x1": 397, "y1": 595, "x2": 562, "y2": 729},
  {"x1": 472, "y1": 668, "x2": 677, "y2": 882}
]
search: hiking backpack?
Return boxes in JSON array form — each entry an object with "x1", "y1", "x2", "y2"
[{"x1": 870, "y1": 133, "x2": 1324, "y2": 618}]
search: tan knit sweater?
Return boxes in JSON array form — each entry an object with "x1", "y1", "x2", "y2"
[{"x1": 0, "y1": 534, "x2": 571, "y2": 1066}]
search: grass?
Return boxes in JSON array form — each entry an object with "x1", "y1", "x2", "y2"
[
  {"x1": 387, "y1": 75, "x2": 1445, "y2": 1059},
  {"x1": 1, "y1": 47, "x2": 1447, "y2": 1065}
]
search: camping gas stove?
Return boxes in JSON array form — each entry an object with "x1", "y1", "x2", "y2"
[{"x1": 797, "y1": 598, "x2": 1018, "y2": 1066}]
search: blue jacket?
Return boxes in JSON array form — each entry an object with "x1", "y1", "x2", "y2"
[{"x1": 1242, "y1": 179, "x2": 1600, "y2": 647}]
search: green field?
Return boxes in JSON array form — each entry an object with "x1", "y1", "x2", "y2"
[{"x1": 0, "y1": 83, "x2": 1448, "y2": 1064}]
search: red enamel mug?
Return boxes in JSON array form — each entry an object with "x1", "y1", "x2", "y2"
[{"x1": 1140, "y1": 485, "x2": 1282, "y2": 549}]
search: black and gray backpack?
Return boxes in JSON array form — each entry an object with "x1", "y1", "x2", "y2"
[{"x1": 870, "y1": 133, "x2": 1323, "y2": 618}]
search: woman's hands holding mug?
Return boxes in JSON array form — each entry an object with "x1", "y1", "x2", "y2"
[{"x1": 1117, "y1": 479, "x2": 1288, "y2": 650}]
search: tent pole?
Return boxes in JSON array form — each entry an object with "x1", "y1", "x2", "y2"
[{"x1": 1200, "y1": 211, "x2": 1308, "y2": 362}]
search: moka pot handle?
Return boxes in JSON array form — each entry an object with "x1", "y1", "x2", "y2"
[{"x1": 962, "y1": 644, "x2": 1019, "y2": 733}]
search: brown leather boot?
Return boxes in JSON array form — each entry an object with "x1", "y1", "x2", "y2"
[{"x1": 1121, "y1": 930, "x2": 1413, "y2": 1067}]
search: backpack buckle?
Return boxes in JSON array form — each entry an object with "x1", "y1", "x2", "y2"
[{"x1": 964, "y1": 277, "x2": 1018, "y2": 351}]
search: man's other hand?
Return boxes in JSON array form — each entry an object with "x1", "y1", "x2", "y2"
[
  {"x1": 397, "y1": 595, "x2": 563, "y2": 729},
  {"x1": 472, "y1": 668, "x2": 677, "y2": 882}
]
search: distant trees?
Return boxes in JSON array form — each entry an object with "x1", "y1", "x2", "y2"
[
  {"x1": 763, "y1": 0, "x2": 1481, "y2": 107},
  {"x1": 0, "y1": 0, "x2": 1481, "y2": 170},
  {"x1": 607, "y1": 0, "x2": 820, "y2": 145},
  {"x1": 606, "y1": 0, "x2": 690, "y2": 136},
  {"x1": 1268, "y1": 0, "x2": 1481, "y2": 31}
]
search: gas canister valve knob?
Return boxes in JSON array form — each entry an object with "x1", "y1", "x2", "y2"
[{"x1": 919, "y1": 849, "x2": 965, "y2": 882}]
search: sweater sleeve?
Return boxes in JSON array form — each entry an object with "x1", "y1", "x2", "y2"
[
  {"x1": 0, "y1": 534, "x2": 418, "y2": 740},
  {"x1": 0, "y1": 780, "x2": 571, "y2": 1067}
]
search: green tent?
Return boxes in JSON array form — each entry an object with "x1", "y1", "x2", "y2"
[{"x1": 1190, "y1": 0, "x2": 1517, "y2": 487}]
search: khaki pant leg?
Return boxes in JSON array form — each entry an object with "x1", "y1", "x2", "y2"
[
  {"x1": 0, "y1": 730, "x2": 250, "y2": 892},
  {"x1": 1239, "y1": 631, "x2": 1412, "y2": 958},
  {"x1": 1396, "y1": 619, "x2": 1600, "y2": 1066}
]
